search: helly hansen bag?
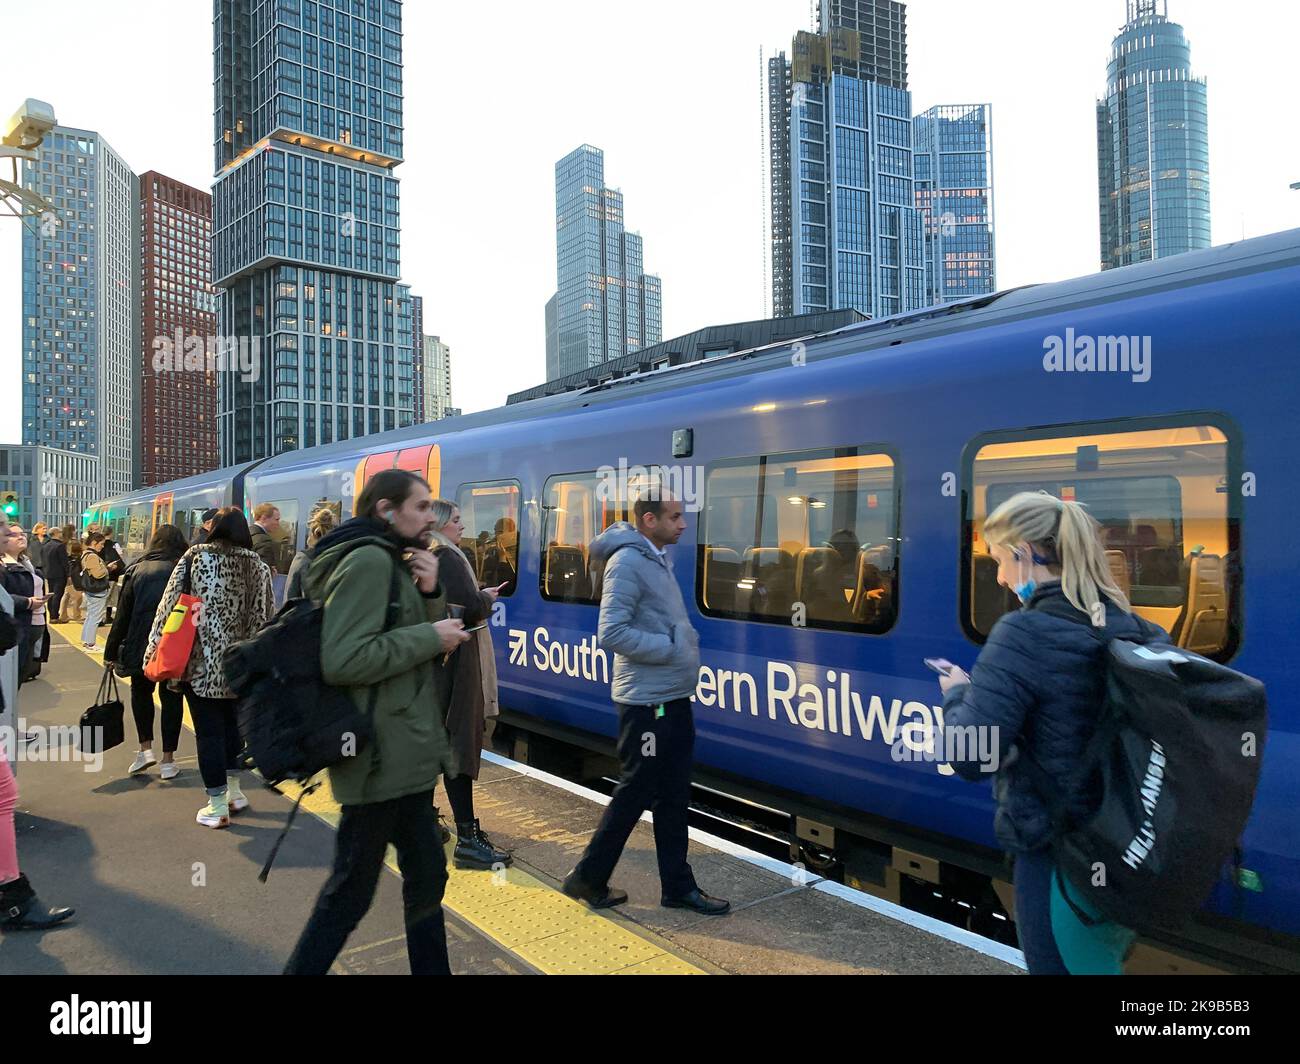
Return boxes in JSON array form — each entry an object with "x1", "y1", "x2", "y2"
[{"x1": 1027, "y1": 638, "x2": 1267, "y2": 936}]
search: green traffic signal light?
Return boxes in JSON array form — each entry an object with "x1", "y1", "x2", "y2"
[{"x1": 1, "y1": 492, "x2": 19, "y2": 518}]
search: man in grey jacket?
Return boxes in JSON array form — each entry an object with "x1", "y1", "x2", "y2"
[{"x1": 562, "y1": 490, "x2": 730, "y2": 915}]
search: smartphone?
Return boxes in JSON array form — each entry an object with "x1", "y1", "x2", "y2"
[
  {"x1": 924, "y1": 657, "x2": 955, "y2": 676},
  {"x1": 463, "y1": 622, "x2": 488, "y2": 633}
]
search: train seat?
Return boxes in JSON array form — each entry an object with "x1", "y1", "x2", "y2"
[
  {"x1": 1105, "y1": 549, "x2": 1131, "y2": 598},
  {"x1": 545, "y1": 543, "x2": 590, "y2": 600},
  {"x1": 703, "y1": 546, "x2": 742, "y2": 613},
  {"x1": 741, "y1": 546, "x2": 795, "y2": 616},
  {"x1": 1175, "y1": 553, "x2": 1227, "y2": 654},
  {"x1": 795, "y1": 547, "x2": 834, "y2": 601}
]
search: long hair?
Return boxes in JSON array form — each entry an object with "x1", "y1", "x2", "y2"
[
  {"x1": 147, "y1": 523, "x2": 188, "y2": 558},
  {"x1": 207, "y1": 507, "x2": 254, "y2": 550},
  {"x1": 983, "y1": 490, "x2": 1131, "y2": 618},
  {"x1": 306, "y1": 505, "x2": 339, "y2": 548},
  {"x1": 355, "y1": 469, "x2": 430, "y2": 520}
]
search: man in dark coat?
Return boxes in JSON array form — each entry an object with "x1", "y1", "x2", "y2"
[{"x1": 42, "y1": 529, "x2": 69, "y2": 624}]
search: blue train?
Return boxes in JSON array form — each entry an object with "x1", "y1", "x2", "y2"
[{"x1": 91, "y1": 229, "x2": 1300, "y2": 971}]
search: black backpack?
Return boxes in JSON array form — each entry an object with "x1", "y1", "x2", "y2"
[
  {"x1": 1026, "y1": 637, "x2": 1267, "y2": 937},
  {"x1": 224, "y1": 548, "x2": 403, "y2": 879}
]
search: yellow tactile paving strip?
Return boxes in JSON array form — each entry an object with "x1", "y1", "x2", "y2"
[{"x1": 64, "y1": 625, "x2": 704, "y2": 975}]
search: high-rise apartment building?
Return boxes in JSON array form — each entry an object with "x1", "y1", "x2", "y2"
[
  {"x1": 21, "y1": 126, "x2": 138, "y2": 495},
  {"x1": 1098, "y1": 0, "x2": 1210, "y2": 270},
  {"x1": 421, "y1": 335, "x2": 452, "y2": 421},
  {"x1": 546, "y1": 145, "x2": 662, "y2": 381},
  {"x1": 138, "y1": 172, "x2": 218, "y2": 486},
  {"x1": 410, "y1": 292, "x2": 425, "y2": 422},
  {"x1": 913, "y1": 104, "x2": 996, "y2": 305},
  {"x1": 212, "y1": 0, "x2": 413, "y2": 463},
  {"x1": 767, "y1": 1, "x2": 926, "y2": 320}
]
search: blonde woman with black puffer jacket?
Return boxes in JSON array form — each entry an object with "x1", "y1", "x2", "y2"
[{"x1": 145, "y1": 507, "x2": 274, "y2": 829}]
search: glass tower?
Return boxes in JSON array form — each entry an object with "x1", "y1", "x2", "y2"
[
  {"x1": 768, "y1": 1, "x2": 926, "y2": 319},
  {"x1": 21, "y1": 127, "x2": 136, "y2": 496},
  {"x1": 547, "y1": 145, "x2": 662, "y2": 382},
  {"x1": 1097, "y1": 0, "x2": 1210, "y2": 271},
  {"x1": 913, "y1": 104, "x2": 996, "y2": 305},
  {"x1": 212, "y1": 0, "x2": 412, "y2": 463}
]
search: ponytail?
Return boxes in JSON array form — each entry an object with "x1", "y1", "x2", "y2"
[{"x1": 984, "y1": 491, "x2": 1131, "y2": 619}]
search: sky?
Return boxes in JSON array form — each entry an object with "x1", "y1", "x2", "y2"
[{"x1": 2, "y1": 0, "x2": 1298, "y2": 436}]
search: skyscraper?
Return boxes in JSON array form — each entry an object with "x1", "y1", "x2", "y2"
[
  {"x1": 421, "y1": 335, "x2": 452, "y2": 421},
  {"x1": 21, "y1": 126, "x2": 137, "y2": 495},
  {"x1": 913, "y1": 104, "x2": 996, "y2": 305},
  {"x1": 139, "y1": 172, "x2": 218, "y2": 486},
  {"x1": 212, "y1": 0, "x2": 413, "y2": 463},
  {"x1": 411, "y1": 292, "x2": 425, "y2": 422},
  {"x1": 546, "y1": 145, "x2": 662, "y2": 382},
  {"x1": 767, "y1": 1, "x2": 926, "y2": 320},
  {"x1": 1097, "y1": 0, "x2": 1210, "y2": 271}
]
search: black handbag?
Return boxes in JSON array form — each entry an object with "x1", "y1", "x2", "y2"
[{"x1": 80, "y1": 665, "x2": 126, "y2": 754}]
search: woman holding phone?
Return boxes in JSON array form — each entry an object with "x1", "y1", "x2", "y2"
[
  {"x1": 934, "y1": 491, "x2": 1164, "y2": 975},
  {"x1": 428, "y1": 499, "x2": 512, "y2": 871}
]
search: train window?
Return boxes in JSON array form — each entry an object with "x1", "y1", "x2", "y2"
[
  {"x1": 539, "y1": 470, "x2": 640, "y2": 604},
  {"x1": 698, "y1": 447, "x2": 899, "y2": 633},
  {"x1": 126, "y1": 503, "x2": 151, "y2": 560},
  {"x1": 964, "y1": 420, "x2": 1238, "y2": 659},
  {"x1": 306, "y1": 498, "x2": 343, "y2": 547},
  {"x1": 252, "y1": 499, "x2": 300, "y2": 575},
  {"x1": 455, "y1": 481, "x2": 520, "y2": 597}
]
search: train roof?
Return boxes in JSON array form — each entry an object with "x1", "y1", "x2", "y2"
[{"x1": 255, "y1": 227, "x2": 1299, "y2": 476}]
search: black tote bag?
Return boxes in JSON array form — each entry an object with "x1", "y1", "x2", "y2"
[{"x1": 80, "y1": 664, "x2": 126, "y2": 754}]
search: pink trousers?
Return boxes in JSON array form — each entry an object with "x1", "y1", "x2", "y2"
[{"x1": 0, "y1": 757, "x2": 19, "y2": 884}]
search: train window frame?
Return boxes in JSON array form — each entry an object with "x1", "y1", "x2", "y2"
[
  {"x1": 453, "y1": 479, "x2": 522, "y2": 598},
  {"x1": 538, "y1": 466, "x2": 653, "y2": 606},
  {"x1": 696, "y1": 443, "x2": 902, "y2": 635},
  {"x1": 959, "y1": 412, "x2": 1242, "y2": 662}
]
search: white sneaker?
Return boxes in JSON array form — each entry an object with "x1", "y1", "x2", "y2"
[
  {"x1": 128, "y1": 750, "x2": 157, "y2": 774},
  {"x1": 160, "y1": 762, "x2": 180, "y2": 781},
  {"x1": 227, "y1": 777, "x2": 249, "y2": 814}
]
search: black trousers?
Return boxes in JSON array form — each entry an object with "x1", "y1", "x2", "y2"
[
  {"x1": 48, "y1": 579, "x2": 66, "y2": 624},
  {"x1": 573, "y1": 698, "x2": 697, "y2": 898},
  {"x1": 285, "y1": 789, "x2": 451, "y2": 975},
  {"x1": 185, "y1": 691, "x2": 242, "y2": 791},
  {"x1": 130, "y1": 676, "x2": 183, "y2": 752}
]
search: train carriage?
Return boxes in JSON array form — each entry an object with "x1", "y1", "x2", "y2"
[{"x1": 92, "y1": 229, "x2": 1300, "y2": 971}]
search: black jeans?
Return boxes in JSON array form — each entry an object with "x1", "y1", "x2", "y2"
[
  {"x1": 444, "y1": 773, "x2": 474, "y2": 824},
  {"x1": 573, "y1": 698, "x2": 697, "y2": 898},
  {"x1": 285, "y1": 789, "x2": 451, "y2": 975},
  {"x1": 131, "y1": 676, "x2": 183, "y2": 752},
  {"x1": 185, "y1": 691, "x2": 242, "y2": 792},
  {"x1": 48, "y1": 579, "x2": 66, "y2": 624}
]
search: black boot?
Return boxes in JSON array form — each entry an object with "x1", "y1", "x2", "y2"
[
  {"x1": 453, "y1": 820, "x2": 512, "y2": 870},
  {"x1": 0, "y1": 874, "x2": 75, "y2": 931},
  {"x1": 433, "y1": 805, "x2": 451, "y2": 845}
]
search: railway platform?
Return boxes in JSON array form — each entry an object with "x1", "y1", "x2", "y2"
[{"x1": 0, "y1": 626, "x2": 1023, "y2": 976}]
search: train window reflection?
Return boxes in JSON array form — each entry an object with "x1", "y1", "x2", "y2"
[
  {"x1": 455, "y1": 481, "x2": 520, "y2": 597},
  {"x1": 539, "y1": 469, "x2": 643, "y2": 605},
  {"x1": 698, "y1": 447, "x2": 899, "y2": 633},
  {"x1": 966, "y1": 422, "x2": 1236, "y2": 659}
]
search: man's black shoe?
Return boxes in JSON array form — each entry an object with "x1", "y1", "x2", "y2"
[
  {"x1": 561, "y1": 870, "x2": 628, "y2": 909},
  {"x1": 661, "y1": 889, "x2": 730, "y2": 915}
]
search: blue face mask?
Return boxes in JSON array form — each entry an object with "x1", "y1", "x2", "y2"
[{"x1": 1012, "y1": 549, "x2": 1036, "y2": 603}]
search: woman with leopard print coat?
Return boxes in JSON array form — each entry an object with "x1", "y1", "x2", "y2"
[{"x1": 145, "y1": 507, "x2": 274, "y2": 829}]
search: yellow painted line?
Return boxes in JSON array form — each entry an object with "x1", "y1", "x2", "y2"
[{"x1": 59, "y1": 625, "x2": 704, "y2": 975}]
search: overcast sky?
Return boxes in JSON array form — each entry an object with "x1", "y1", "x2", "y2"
[{"x1": 2, "y1": 0, "x2": 1297, "y2": 436}]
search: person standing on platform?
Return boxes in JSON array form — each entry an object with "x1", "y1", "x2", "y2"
[
  {"x1": 250, "y1": 503, "x2": 282, "y2": 569},
  {"x1": 105, "y1": 524, "x2": 188, "y2": 780},
  {"x1": 285, "y1": 505, "x2": 337, "y2": 600},
  {"x1": 27, "y1": 524, "x2": 49, "y2": 574},
  {"x1": 79, "y1": 533, "x2": 112, "y2": 649},
  {"x1": 63, "y1": 538, "x2": 85, "y2": 625},
  {"x1": 144, "y1": 508, "x2": 274, "y2": 829},
  {"x1": 428, "y1": 499, "x2": 512, "y2": 869},
  {"x1": 0, "y1": 512, "x2": 74, "y2": 930},
  {"x1": 100, "y1": 529, "x2": 125, "y2": 626},
  {"x1": 0, "y1": 525, "x2": 50, "y2": 683},
  {"x1": 198, "y1": 508, "x2": 218, "y2": 545},
  {"x1": 43, "y1": 528, "x2": 69, "y2": 627},
  {"x1": 284, "y1": 469, "x2": 471, "y2": 975},
  {"x1": 562, "y1": 488, "x2": 730, "y2": 916}
]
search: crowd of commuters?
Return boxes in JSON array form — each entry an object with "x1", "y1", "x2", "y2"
[{"x1": 1, "y1": 481, "x2": 1152, "y2": 975}]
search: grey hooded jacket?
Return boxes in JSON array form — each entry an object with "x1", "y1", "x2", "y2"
[{"x1": 590, "y1": 522, "x2": 700, "y2": 706}]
